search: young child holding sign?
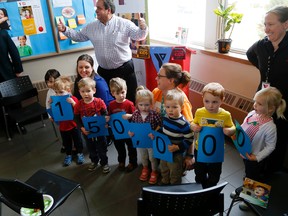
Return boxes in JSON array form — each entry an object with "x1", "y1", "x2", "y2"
[
  {"x1": 53, "y1": 76, "x2": 84, "y2": 167},
  {"x1": 44, "y1": 69, "x2": 64, "y2": 152},
  {"x1": 159, "y1": 89, "x2": 194, "y2": 185},
  {"x1": 109, "y1": 77, "x2": 137, "y2": 172},
  {"x1": 129, "y1": 86, "x2": 162, "y2": 184},
  {"x1": 240, "y1": 87, "x2": 286, "y2": 181},
  {"x1": 74, "y1": 77, "x2": 111, "y2": 173},
  {"x1": 191, "y1": 82, "x2": 235, "y2": 188}
]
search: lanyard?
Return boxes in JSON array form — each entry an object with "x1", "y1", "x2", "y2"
[{"x1": 266, "y1": 56, "x2": 271, "y2": 82}]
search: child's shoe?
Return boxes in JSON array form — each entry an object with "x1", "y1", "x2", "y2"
[
  {"x1": 88, "y1": 162, "x2": 97, "y2": 171},
  {"x1": 118, "y1": 162, "x2": 125, "y2": 171},
  {"x1": 139, "y1": 166, "x2": 150, "y2": 181},
  {"x1": 126, "y1": 163, "x2": 138, "y2": 172},
  {"x1": 148, "y1": 171, "x2": 158, "y2": 185},
  {"x1": 77, "y1": 153, "x2": 85, "y2": 165},
  {"x1": 102, "y1": 164, "x2": 111, "y2": 174},
  {"x1": 63, "y1": 155, "x2": 72, "y2": 167}
]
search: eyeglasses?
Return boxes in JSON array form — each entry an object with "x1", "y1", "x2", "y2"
[{"x1": 157, "y1": 74, "x2": 167, "y2": 78}]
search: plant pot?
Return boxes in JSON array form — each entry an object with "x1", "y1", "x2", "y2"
[{"x1": 217, "y1": 39, "x2": 232, "y2": 53}]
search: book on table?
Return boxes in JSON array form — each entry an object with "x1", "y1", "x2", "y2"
[{"x1": 239, "y1": 177, "x2": 271, "y2": 208}]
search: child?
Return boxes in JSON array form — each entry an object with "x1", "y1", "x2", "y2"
[
  {"x1": 128, "y1": 86, "x2": 162, "y2": 184},
  {"x1": 109, "y1": 77, "x2": 138, "y2": 172},
  {"x1": 74, "y1": 77, "x2": 111, "y2": 173},
  {"x1": 191, "y1": 82, "x2": 235, "y2": 188},
  {"x1": 53, "y1": 76, "x2": 84, "y2": 167},
  {"x1": 158, "y1": 89, "x2": 194, "y2": 185},
  {"x1": 0, "y1": 8, "x2": 9, "y2": 30},
  {"x1": 44, "y1": 69, "x2": 64, "y2": 153},
  {"x1": 241, "y1": 87, "x2": 286, "y2": 181},
  {"x1": 17, "y1": 35, "x2": 32, "y2": 57}
]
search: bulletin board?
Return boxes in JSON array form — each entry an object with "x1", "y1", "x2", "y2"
[
  {"x1": 49, "y1": 0, "x2": 95, "y2": 52},
  {"x1": 0, "y1": 0, "x2": 57, "y2": 59}
]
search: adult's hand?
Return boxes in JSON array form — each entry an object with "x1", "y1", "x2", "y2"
[
  {"x1": 138, "y1": 13, "x2": 147, "y2": 30},
  {"x1": 57, "y1": 18, "x2": 66, "y2": 32}
]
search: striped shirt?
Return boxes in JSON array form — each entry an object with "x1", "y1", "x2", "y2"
[
  {"x1": 162, "y1": 115, "x2": 194, "y2": 154},
  {"x1": 64, "y1": 15, "x2": 148, "y2": 69}
]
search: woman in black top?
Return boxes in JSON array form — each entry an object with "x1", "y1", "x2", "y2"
[{"x1": 246, "y1": 5, "x2": 288, "y2": 174}]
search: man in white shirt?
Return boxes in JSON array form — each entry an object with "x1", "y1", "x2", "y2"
[{"x1": 58, "y1": 0, "x2": 148, "y2": 102}]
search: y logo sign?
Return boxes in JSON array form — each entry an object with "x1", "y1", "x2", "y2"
[{"x1": 150, "y1": 47, "x2": 172, "y2": 72}]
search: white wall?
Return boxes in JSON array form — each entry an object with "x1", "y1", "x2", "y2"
[
  {"x1": 22, "y1": 50, "x2": 95, "y2": 83},
  {"x1": 190, "y1": 51, "x2": 260, "y2": 99}
]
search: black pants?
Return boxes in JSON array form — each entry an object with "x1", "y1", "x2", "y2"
[
  {"x1": 97, "y1": 59, "x2": 137, "y2": 103},
  {"x1": 194, "y1": 149, "x2": 222, "y2": 188},
  {"x1": 114, "y1": 138, "x2": 137, "y2": 165},
  {"x1": 244, "y1": 158, "x2": 267, "y2": 182},
  {"x1": 60, "y1": 127, "x2": 83, "y2": 155},
  {"x1": 265, "y1": 116, "x2": 288, "y2": 174}
]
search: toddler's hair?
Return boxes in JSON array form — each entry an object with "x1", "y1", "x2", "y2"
[
  {"x1": 44, "y1": 69, "x2": 61, "y2": 83},
  {"x1": 135, "y1": 85, "x2": 153, "y2": 105},
  {"x1": 54, "y1": 76, "x2": 72, "y2": 91},
  {"x1": 109, "y1": 77, "x2": 127, "y2": 93},
  {"x1": 254, "y1": 87, "x2": 286, "y2": 119},
  {"x1": 78, "y1": 77, "x2": 96, "y2": 90},
  {"x1": 165, "y1": 89, "x2": 184, "y2": 107},
  {"x1": 202, "y1": 82, "x2": 225, "y2": 100},
  {"x1": 161, "y1": 63, "x2": 191, "y2": 87}
]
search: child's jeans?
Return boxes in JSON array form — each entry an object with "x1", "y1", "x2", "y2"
[{"x1": 84, "y1": 136, "x2": 108, "y2": 166}]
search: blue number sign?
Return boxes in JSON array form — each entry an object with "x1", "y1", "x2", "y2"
[
  {"x1": 129, "y1": 123, "x2": 153, "y2": 148},
  {"x1": 82, "y1": 116, "x2": 109, "y2": 138},
  {"x1": 151, "y1": 131, "x2": 173, "y2": 163},
  {"x1": 108, "y1": 112, "x2": 130, "y2": 140},
  {"x1": 232, "y1": 120, "x2": 252, "y2": 159},
  {"x1": 197, "y1": 127, "x2": 224, "y2": 163},
  {"x1": 51, "y1": 95, "x2": 73, "y2": 121}
]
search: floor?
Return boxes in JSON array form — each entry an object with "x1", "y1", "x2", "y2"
[{"x1": 0, "y1": 119, "x2": 259, "y2": 216}]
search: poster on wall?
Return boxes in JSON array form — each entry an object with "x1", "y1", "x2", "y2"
[
  {"x1": 0, "y1": 0, "x2": 56, "y2": 58},
  {"x1": 17, "y1": 0, "x2": 47, "y2": 35}
]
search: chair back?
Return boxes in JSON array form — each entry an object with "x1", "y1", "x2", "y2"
[
  {"x1": 138, "y1": 182, "x2": 228, "y2": 216},
  {"x1": 0, "y1": 179, "x2": 45, "y2": 212},
  {"x1": 0, "y1": 76, "x2": 38, "y2": 106},
  {"x1": 0, "y1": 76, "x2": 33, "y2": 97}
]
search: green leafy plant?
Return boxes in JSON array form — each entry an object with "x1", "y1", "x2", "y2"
[{"x1": 214, "y1": 2, "x2": 243, "y2": 39}]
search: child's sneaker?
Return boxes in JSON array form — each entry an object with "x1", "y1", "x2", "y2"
[
  {"x1": 77, "y1": 153, "x2": 85, "y2": 165},
  {"x1": 139, "y1": 166, "x2": 150, "y2": 181},
  {"x1": 63, "y1": 155, "x2": 72, "y2": 167},
  {"x1": 102, "y1": 164, "x2": 111, "y2": 174},
  {"x1": 88, "y1": 162, "x2": 97, "y2": 171},
  {"x1": 148, "y1": 171, "x2": 158, "y2": 185}
]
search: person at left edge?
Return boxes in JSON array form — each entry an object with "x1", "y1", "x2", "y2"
[
  {"x1": 0, "y1": 29, "x2": 23, "y2": 83},
  {"x1": 57, "y1": 0, "x2": 148, "y2": 103}
]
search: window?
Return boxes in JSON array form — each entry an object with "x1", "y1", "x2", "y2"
[
  {"x1": 148, "y1": 0, "x2": 206, "y2": 46},
  {"x1": 148, "y1": 0, "x2": 288, "y2": 53},
  {"x1": 227, "y1": 0, "x2": 288, "y2": 52}
]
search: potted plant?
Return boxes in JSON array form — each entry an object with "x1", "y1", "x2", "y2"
[{"x1": 214, "y1": 1, "x2": 243, "y2": 53}]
